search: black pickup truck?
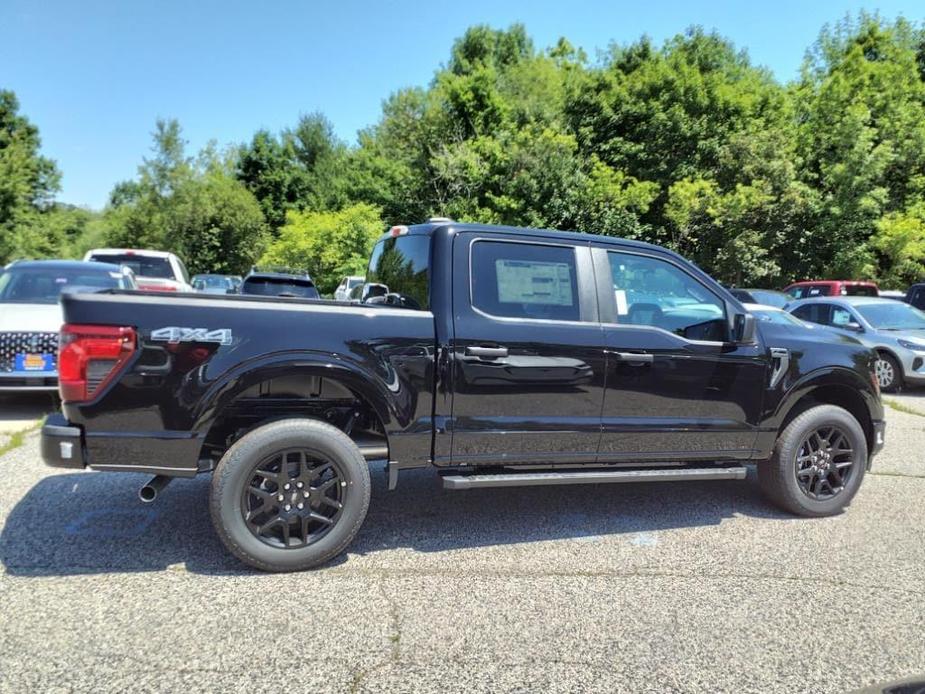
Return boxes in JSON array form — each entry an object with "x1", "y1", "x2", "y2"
[{"x1": 42, "y1": 221, "x2": 885, "y2": 571}]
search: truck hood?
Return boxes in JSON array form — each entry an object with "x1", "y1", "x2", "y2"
[{"x1": 0, "y1": 303, "x2": 62, "y2": 332}]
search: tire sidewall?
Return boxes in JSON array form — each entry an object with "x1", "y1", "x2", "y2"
[
  {"x1": 775, "y1": 405, "x2": 867, "y2": 516},
  {"x1": 211, "y1": 419, "x2": 370, "y2": 571}
]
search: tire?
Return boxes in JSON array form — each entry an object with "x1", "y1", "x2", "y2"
[
  {"x1": 875, "y1": 352, "x2": 902, "y2": 393},
  {"x1": 210, "y1": 418, "x2": 371, "y2": 572},
  {"x1": 758, "y1": 404, "x2": 867, "y2": 517}
]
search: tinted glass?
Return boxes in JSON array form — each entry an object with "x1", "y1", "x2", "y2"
[
  {"x1": 729, "y1": 288, "x2": 756, "y2": 303},
  {"x1": 607, "y1": 252, "x2": 727, "y2": 341},
  {"x1": 471, "y1": 241, "x2": 579, "y2": 321},
  {"x1": 0, "y1": 267, "x2": 127, "y2": 304},
  {"x1": 791, "y1": 303, "x2": 829, "y2": 325},
  {"x1": 855, "y1": 302, "x2": 925, "y2": 330},
  {"x1": 241, "y1": 277, "x2": 319, "y2": 299},
  {"x1": 366, "y1": 235, "x2": 430, "y2": 310},
  {"x1": 90, "y1": 254, "x2": 174, "y2": 279},
  {"x1": 843, "y1": 285, "x2": 878, "y2": 296}
]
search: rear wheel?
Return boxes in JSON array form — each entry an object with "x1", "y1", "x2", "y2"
[
  {"x1": 210, "y1": 419, "x2": 371, "y2": 572},
  {"x1": 758, "y1": 404, "x2": 867, "y2": 517}
]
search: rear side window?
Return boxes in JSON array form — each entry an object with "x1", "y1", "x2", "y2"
[
  {"x1": 843, "y1": 285, "x2": 877, "y2": 296},
  {"x1": 791, "y1": 303, "x2": 829, "y2": 325},
  {"x1": 366, "y1": 235, "x2": 430, "y2": 310},
  {"x1": 471, "y1": 241, "x2": 579, "y2": 321}
]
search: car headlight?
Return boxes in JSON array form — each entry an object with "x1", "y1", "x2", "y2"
[{"x1": 897, "y1": 338, "x2": 925, "y2": 350}]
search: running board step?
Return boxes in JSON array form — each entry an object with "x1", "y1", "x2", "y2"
[{"x1": 442, "y1": 466, "x2": 747, "y2": 490}]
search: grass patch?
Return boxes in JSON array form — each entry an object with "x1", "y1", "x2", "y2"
[
  {"x1": 884, "y1": 398, "x2": 925, "y2": 417},
  {"x1": 0, "y1": 421, "x2": 41, "y2": 458}
]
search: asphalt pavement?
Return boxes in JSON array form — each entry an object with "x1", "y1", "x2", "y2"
[{"x1": 0, "y1": 392, "x2": 923, "y2": 692}]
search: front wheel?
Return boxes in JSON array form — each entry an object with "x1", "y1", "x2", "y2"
[
  {"x1": 875, "y1": 352, "x2": 902, "y2": 392},
  {"x1": 210, "y1": 419, "x2": 371, "y2": 572},
  {"x1": 758, "y1": 404, "x2": 867, "y2": 517}
]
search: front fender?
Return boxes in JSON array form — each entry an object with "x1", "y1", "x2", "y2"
[{"x1": 771, "y1": 365, "x2": 880, "y2": 430}]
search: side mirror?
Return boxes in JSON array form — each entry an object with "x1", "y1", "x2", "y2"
[
  {"x1": 734, "y1": 313, "x2": 757, "y2": 344},
  {"x1": 845, "y1": 322, "x2": 864, "y2": 333}
]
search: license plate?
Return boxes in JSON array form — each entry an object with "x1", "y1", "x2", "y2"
[{"x1": 14, "y1": 353, "x2": 54, "y2": 372}]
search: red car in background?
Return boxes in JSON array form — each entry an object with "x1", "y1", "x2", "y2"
[{"x1": 783, "y1": 280, "x2": 879, "y2": 299}]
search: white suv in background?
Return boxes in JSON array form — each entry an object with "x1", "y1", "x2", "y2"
[
  {"x1": 334, "y1": 275, "x2": 364, "y2": 302},
  {"x1": 83, "y1": 249, "x2": 192, "y2": 292}
]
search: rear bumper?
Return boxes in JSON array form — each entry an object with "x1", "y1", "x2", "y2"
[{"x1": 40, "y1": 413, "x2": 86, "y2": 469}]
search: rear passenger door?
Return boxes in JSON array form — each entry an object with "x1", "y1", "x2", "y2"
[{"x1": 448, "y1": 233, "x2": 606, "y2": 466}]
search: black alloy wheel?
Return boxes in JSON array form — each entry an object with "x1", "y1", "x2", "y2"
[
  {"x1": 793, "y1": 425, "x2": 855, "y2": 501},
  {"x1": 242, "y1": 449, "x2": 345, "y2": 549}
]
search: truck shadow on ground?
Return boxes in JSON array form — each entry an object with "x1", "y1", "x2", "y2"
[{"x1": 1, "y1": 465, "x2": 789, "y2": 577}]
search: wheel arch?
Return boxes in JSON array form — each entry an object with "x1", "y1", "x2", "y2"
[
  {"x1": 193, "y1": 353, "x2": 396, "y2": 462},
  {"x1": 774, "y1": 369, "x2": 877, "y2": 455}
]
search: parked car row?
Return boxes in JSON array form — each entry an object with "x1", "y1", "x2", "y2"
[{"x1": 726, "y1": 278, "x2": 925, "y2": 393}]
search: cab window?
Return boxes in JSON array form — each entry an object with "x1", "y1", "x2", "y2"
[
  {"x1": 606, "y1": 252, "x2": 727, "y2": 341},
  {"x1": 366, "y1": 235, "x2": 431, "y2": 310},
  {"x1": 471, "y1": 241, "x2": 580, "y2": 321}
]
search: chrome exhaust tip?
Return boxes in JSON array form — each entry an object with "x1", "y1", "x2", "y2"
[{"x1": 139, "y1": 475, "x2": 172, "y2": 503}]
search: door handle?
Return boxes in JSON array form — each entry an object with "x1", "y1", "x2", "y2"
[
  {"x1": 613, "y1": 351, "x2": 654, "y2": 364},
  {"x1": 465, "y1": 345, "x2": 509, "y2": 359}
]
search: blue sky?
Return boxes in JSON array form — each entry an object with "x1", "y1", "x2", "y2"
[{"x1": 2, "y1": 0, "x2": 922, "y2": 209}]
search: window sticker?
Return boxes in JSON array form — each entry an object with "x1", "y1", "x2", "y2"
[
  {"x1": 614, "y1": 289, "x2": 629, "y2": 315},
  {"x1": 495, "y1": 259, "x2": 573, "y2": 306}
]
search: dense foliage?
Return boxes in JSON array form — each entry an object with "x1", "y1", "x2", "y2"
[{"x1": 4, "y1": 13, "x2": 925, "y2": 292}]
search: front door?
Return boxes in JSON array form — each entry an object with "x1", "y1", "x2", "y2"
[
  {"x1": 448, "y1": 233, "x2": 606, "y2": 466},
  {"x1": 593, "y1": 246, "x2": 768, "y2": 461}
]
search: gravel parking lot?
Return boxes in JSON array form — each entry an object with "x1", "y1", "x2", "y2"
[{"x1": 1, "y1": 392, "x2": 924, "y2": 693}]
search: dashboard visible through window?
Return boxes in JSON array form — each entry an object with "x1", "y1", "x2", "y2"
[{"x1": 606, "y1": 251, "x2": 727, "y2": 341}]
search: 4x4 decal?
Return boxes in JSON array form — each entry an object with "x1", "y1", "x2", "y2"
[{"x1": 150, "y1": 327, "x2": 233, "y2": 345}]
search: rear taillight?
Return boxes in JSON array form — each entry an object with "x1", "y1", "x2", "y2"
[
  {"x1": 58, "y1": 324, "x2": 136, "y2": 403},
  {"x1": 138, "y1": 284, "x2": 177, "y2": 292}
]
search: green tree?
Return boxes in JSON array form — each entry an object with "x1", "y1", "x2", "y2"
[
  {"x1": 236, "y1": 113, "x2": 348, "y2": 232},
  {"x1": 105, "y1": 119, "x2": 268, "y2": 274},
  {"x1": 795, "y1": 14, "x2": 925, "y2": 279},
  {"x1": 259, "y1": 203, "x2": 383, "y2": 294},
  {"x1": 0, "y1": 90, "x2": 61, "y2": 262}
]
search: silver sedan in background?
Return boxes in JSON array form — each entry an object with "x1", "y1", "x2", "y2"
[{"x1": 788, "y1": 296, "x2": 925, "y2": 391}]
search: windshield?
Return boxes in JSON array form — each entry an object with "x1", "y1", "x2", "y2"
[
  {"x1": 366, "y1": 235, "x2": 430, "y2": 310},
  {"x1": 855, "y1": 302, "x2": 925, "y2": 330},
  {"x1": 242, "y1": 277, "x2": 319, "y2": 299},
  {"x1": 752, "y1": 308, "x2": 809, "y2": 327},
  {"x1": 89, "y1": 253, "x2": 174, "y2": 279},
  {"x1": 0, "y1": 267, "x2": 129, "y2": 304},
  {"x1": 747, "y1": 290, "x2": 789, "y2": 308}
]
